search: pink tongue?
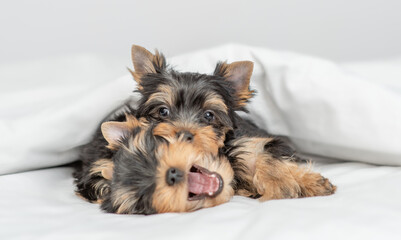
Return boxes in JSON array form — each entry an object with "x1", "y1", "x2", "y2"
[{"x1": 188, "y1": 172, "x2": 219, "y2": 195}]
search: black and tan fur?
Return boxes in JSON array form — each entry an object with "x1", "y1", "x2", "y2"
[{"x1": 73, "y1": 45, "x2": 336, "y2": 215}]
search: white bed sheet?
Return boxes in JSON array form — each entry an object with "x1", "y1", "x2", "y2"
[{"x1": 1, "y1": 161, "x2": 401, "y2": 240}]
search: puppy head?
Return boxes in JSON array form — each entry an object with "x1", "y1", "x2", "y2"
[
  {"x1": 100, "y1": 114, "x2": 234, "y2": 214},
  {"x1": 151, "y1": 141, "x2": 234, "y2": 213},
  {"x1": 129, "y1": 45, "x2": 254, "y2": 149}
]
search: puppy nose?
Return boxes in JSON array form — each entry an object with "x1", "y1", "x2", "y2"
[
  {"x1": 177, "y1": 131, "x2": 194, "y2": 142},
  {"x1": 166, "y1": 167, "x2": 184, "y2": 186}
]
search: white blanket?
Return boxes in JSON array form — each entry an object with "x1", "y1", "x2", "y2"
[
  {"x1": 1, "y1": 161, "x2": 400, "y2": 240},
  {"x1": 1, "y1": 44, "x2": 401, "y2": 175}
]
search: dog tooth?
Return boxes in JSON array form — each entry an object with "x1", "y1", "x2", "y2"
[{"x1": 209, "y1": 192, "x2": 213, "y2": 196}]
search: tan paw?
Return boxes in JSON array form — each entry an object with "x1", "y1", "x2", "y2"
[
  {"x1": 299, "y1": 173, "x2": 336, "y2": 197},
  {"x1": 255, "y1": 176, "x2": 302, "y2": 201}
]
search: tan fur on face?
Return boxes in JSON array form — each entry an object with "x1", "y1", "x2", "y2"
[
  {"x1": 152, "y1": 143, "x2": 195, "y2": 213},
  {"x1": 153, "y1": 122, "x2": 224, "y2": 155},
  {"x1": 203, "y1": 92, "x2": 228, "y2": 114},
  {"x1": 145, "y1": 84, "x2": 228, "y2": 117},
  {"x1": 145, "y1": 84, "x2": 175, "y2": 108},
  {"x1": 152, "y1": 142, "x2": 234, "y2": 213}
]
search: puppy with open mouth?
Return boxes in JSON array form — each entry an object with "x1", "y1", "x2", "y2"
[{"x1": 74, "y1": 112, "x2": 234, "y2": 214}]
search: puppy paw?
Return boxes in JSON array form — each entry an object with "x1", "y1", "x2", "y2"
[
  {"x1": 258, "y1": 182, "x2": 301, "y2": 201},
  {"x1": 298, "y1": 173, "x2": 336, "y2": 197},
  {"x1": 254, "y1": 172, "x2": 302, "y2": 201}
]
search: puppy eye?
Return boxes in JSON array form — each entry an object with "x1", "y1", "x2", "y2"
[
  {"x1": 204, "y1": 111, "x2": 214, "y2": 122},
  {"x1": 159, "y1": 107, "x2": 170, "y2": 118}
]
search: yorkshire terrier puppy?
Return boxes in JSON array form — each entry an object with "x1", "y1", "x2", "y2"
[
  {"x1": 74, "y1": 111, "x2": 234, "y2": 214},
  {"x1": 73, "y1": 45, "x2": 336, "y2": 214}
]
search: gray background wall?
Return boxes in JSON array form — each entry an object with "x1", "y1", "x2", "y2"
[{"x1": 1, "y1": 0, "x2": 400, "y2": 64}]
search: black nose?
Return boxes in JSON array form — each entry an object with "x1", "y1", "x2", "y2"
[
  {"x1": 177, "y1": 131, "x2": 194, "y2": 142},
  {"x1": 166, "y1": 167, "x2": 184, "y2": 186}
]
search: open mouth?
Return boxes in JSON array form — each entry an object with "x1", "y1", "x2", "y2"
[{"x1": 187, "y1": 164, "x2": 224, "y2": 201}]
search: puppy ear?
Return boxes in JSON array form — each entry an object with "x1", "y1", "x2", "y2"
[
  {"x1": 214, "y1": 61, "x2": 254, "y2": 107},
  {"x1": 129, "y1": 45, "x2": 166, "y2": 86},
  {"x1": 101, "y1": 115, "x2": 141, "y2": 150},
  {"x1": 101, "y1": 121, "x2": 131, "y2": 150}
]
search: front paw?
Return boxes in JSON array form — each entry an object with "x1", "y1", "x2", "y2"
[
  {"x1": 254, "y1": 172, "x2": 302, "y2": 201},
  {"x1": 299, "y1": 173, "x2": 337, "y2": 197}
]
